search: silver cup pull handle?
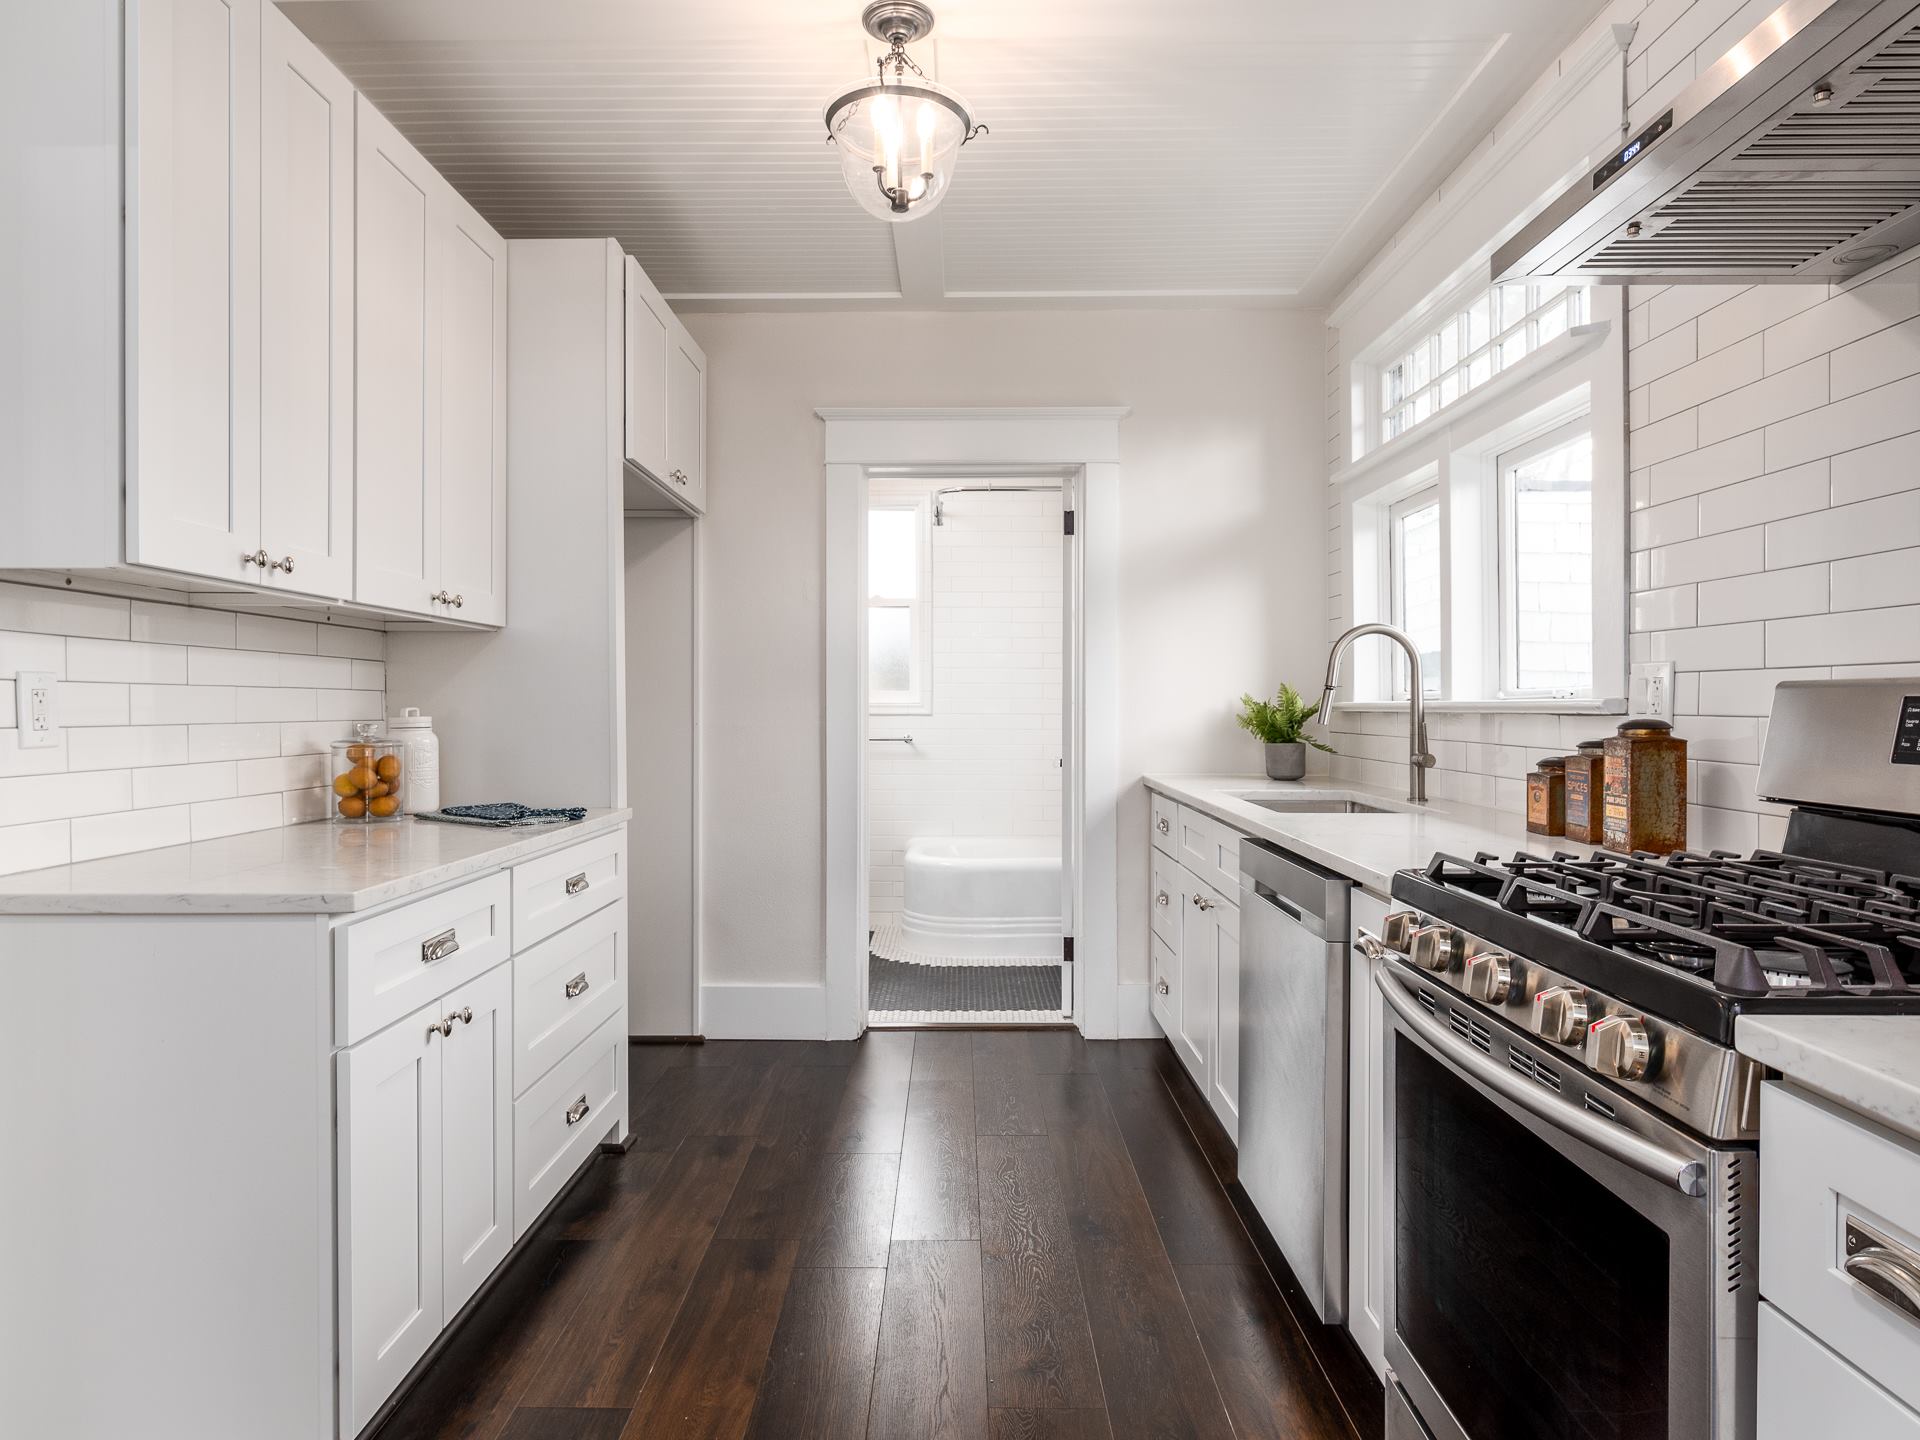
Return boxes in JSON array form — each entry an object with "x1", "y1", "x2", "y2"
[
  {"x1": 565, "y1": 1095, "x2": 590, "y2": 1126},
  {"x1": 565, "y1": 872, "x2": 590, "y2": 896},
  {"x1": 565, "y1": 972, "x2": 590, "y2": 1000},
  {"x1": 422, "y1": 928, "x2": 460, "y2": 964},
  {"x1": 1846, "y1": 1220, "x2": 1920, "y2": 1327}
]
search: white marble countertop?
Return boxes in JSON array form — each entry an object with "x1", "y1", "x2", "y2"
[
  {"x1": 1140, "y1": 773, "x2": 1573, "y2": 897},
  {"x1": 0, "y1": 809, "x2": 632, "y2": 916},
  {"x1": 1736, "y1": 1015, "x2": 1920, "y2": 1146}
]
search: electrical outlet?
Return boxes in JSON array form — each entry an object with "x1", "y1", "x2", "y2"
[
  {"x1": 1629, "y1": 661, "x2": 1676, "y2": 722},
  {"x1": 15, "y1": 671, "x2": 58, "y2": 749}
]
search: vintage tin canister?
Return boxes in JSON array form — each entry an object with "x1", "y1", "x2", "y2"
[
  {"x1": 1526, "y1": 756, "x2": 1568, "y2": 837},
  {"x1": 1563, "y1": 739, "x2": 1609, "y2": 846},
  {"x1": 1602, "y1": 718, "x2": 1688, "y2": 855}
]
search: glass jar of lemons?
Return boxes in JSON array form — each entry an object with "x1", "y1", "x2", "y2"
[{"x1": 329, "y1": 722, "x2": 405, "y2": 823}]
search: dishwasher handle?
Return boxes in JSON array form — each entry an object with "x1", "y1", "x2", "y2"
[{"x1": 1239, "y1": 838, "x2": 1349, "y2": 940}]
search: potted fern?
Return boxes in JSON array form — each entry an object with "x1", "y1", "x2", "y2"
[{"x1": 1236, "y1": 683, "x2": 1334, "y2": 781}]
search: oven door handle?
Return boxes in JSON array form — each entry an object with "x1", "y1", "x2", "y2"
[{"x1": 1375, "y1": 967, "x2": 1709, "y2": 1199}]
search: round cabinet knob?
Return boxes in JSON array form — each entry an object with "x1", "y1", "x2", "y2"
[
  {"x1": 1586, "y1": 1014, "x2": 1655, "y2": 1081},
  {"x1": 1408, "y1": 925, "x2": 1458, "y2": 973},
  {"x1": 1531, "y1": 986, "x2": 1590, "y2": 1044},
  {"x1": 1464, "y1": 951, "x2": 1515, "y2": 1005},
  {"x1": 1380, "y1": 911, "x2": 1420, "y2": 950},
  {"x1": 269, "y1": 555, "x2": 295, "y2": 574}
]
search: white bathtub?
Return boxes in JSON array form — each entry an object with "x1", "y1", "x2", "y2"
[{"x1": 900, "y1": 837, "x2": 1062, "y2": 961}]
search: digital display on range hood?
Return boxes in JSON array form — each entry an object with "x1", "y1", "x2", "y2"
[{"x1": 1592, "y1": 110, "x2": 1673, "y2": 190}]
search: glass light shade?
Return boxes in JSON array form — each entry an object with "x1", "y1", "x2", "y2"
[{"x1": 826, "y1": 76, "x2": 972, "y2": 222}]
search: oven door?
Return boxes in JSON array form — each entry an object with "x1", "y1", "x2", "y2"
[{"x1": 1376, "y1": 959, "x2": 1754, "y2": 1440}]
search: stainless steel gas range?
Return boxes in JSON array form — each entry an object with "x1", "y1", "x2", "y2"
[{"x1": 1374, "y1": 680, "x2": 1920, "y2": 1440}]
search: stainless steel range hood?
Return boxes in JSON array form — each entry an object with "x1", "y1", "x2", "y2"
[{"x1": 1495, "y1": 0, "x2": 1920, "y2": 284}]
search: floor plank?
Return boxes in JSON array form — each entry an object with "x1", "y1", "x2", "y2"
[
  {"x1": 801, "y1": 1151, "x2": 902, "y2": 1268},
  {"x1": 743, "y1": 1267, "x2": 887, "y2": 1440},
  {"x1": 497, "y1": 1411, "x2": 629, "y2": 1440},
  {"x1": 517, "y1": 1133, "x2": 754, "y2": 1410},
  {"x1": 988, "y1": 1411, "x2": 1114, "y2": 1440},
  {"x1": 894, "y1": 1079, "x2": 981, "y2": 1241},
  {"x1": 976, "y1": 1135, "x2": 1103, "y2": 1411},
  {"x1": 911, "y1": 1030, "x2": 978, "y2": 1083},
  {"x1": 973, "y1": 1068, "x2": 1047, "y2": 1137},
  {"x1": 975, "y1": 1030, "x2": 1095, "y2": 1076},
  {"x1": 619, "y1": 1238, "x2": 799, "y2": 1440},
  {"x1": 1175, "y1": 1264, "x2": 1358, "y2": 1440},
  {"x1": 867, "y1": 1240, "x2": 991, "y2": 1440}
]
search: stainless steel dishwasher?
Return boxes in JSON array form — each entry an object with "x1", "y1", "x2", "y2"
[{"x1": 1237, "y1": 837, "x2": 1351, "y2": 1324}]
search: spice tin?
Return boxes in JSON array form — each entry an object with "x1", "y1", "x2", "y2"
[
  {"x1": 1527, "y1": 756, "x2": 1568, "y2": 837},
  {"x1": 1564, "y1": 739, "x2": 1609, "y2": 846},
  {"x1": 1602, "y1": 718, "x2": 1687, "y2": 855}
]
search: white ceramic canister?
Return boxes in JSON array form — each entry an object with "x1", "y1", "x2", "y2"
[{"x1": 387, "y1": 707, "x2": 440, "y2": 814}]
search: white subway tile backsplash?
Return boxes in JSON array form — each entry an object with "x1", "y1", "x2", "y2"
[
  {"x1": 1631, "y1": 409, "x2": 1698, "y2": 468},
  {"x1": 187, "y1": 646, "x2": 280, "y2": 687},
  {"x1": 235, "y1": 614, "x2": 318, "y2": 655},
  {"x1": 0, "y1": 629, "x2": 69, "y2": 680},
  {"x1": 234, "y1": 687, "x2": 318, "y2": 723},
  {"x1": 1830, "y1": 313, "x2": 1920, "y2": 400},
  {"x1": 315, "y1": 689, "x2": 385, "y2": 721},
  {"x1": 0, "y1": 770, "x2": 133, "y2": 825},
  {"x1": 1765, "y1": 278, "x2": 1920, "y2": 376},
  {"x1": 1635, "y1": 320, "x2": 1698, "y2": 385},
  {"x1": 0, "y1": 818, "x2": 72, "y2": 876},
  {"x1": 1696, "y1": 563, "x2": 1828, "y2": 626},
  {"x1": 1696, "y1": 284, "x2": 1824, "y2": 357},
  {"x1": 1831, "y1": 547, "x2": 1920, "y2": 612},
  {"x1": 131, "y1": 600, "x2": 236, "y2": 648},
  {"x1": 1651, "y1": 622, "x2": 1766, "y2": 671},
  {"x1": 1631, "y1": 584, "x2": 1697, "y2": 633},
  {"x1": 71, "y1": 805, "x2": 191, "y2": 863},
  {"x1": 0, "y1": 582, "x2": 128, "y2": 640},
  {"x1": 1696, "y1": 460, "x2": 1828, "y2": 536},
  {"x1": 1765, "y1": 372, "x2": 1920, "y2": 471},
  {"x1": 1764, "y1": 491, "x2": 1920, "y2": 568},
  {"x1": 1648, "y1": 527, "x2": 1765, "y2": 587},
  {"x1": 0, "y1": 729, "x2": 69, "y2": 779},
  {"x1": 1767, "y1": 605, "x2": 1920, "y2": 668},
  {"x1": 1631, "y1": 496, "x2": 1699, "y2": 550},
  {"x1": 1695, "y1": 667, "x2": 1830, "y2": 717},
  {"x1": 315, "y1": 624, "x2": 386, "y2": 660},
  {"x1": 278, "y1": 653, "x2": 355, "y2": 689},
  {"x1": 189, "y1": 793, "x2": 282, "y2": 842},
  {"x1": 66, "y1": 725, "x2": 189, "y2": 773},
  {"x1": 1648, "y1": 333, "x2": 1760, "y2": 423},
  {"x1": 1649, "y1": 430, "x2": 1766, "y2": 506},
  {"x1": 1830, "y1": 431, "x2": 1920, "y2": 506},
  {"x1": 235, "y1": 754, "x2": 326, "y2": 796},
  {"x1": 58, "y1": 682, "x2": 131, "y2": 727},
  {"x1": 350, "y1": 660, "x2": 387, "y2": 690},
  {"x1": 129, "y1": 683, "x2": 235, "y2": 725},
  {"x1": 188, "y1": 722, "x2": 284, "y2": 763},
  {"x1": 1697, "y1": 356, "x2": 1827, "y2": 447},
  {"x1": 132, "y1": 761, "x2": 239, "y2": 810},
  {"x1": 66, "y1": 638, "x2": 186, "y2": 685}
]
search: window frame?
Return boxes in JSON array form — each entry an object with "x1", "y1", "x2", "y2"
[
  {"x1": 1495, "y1": 416, "x2": 1595, "y2": 700},
  {"x1": 866, "y1": 490, "x2": 934, "y2": 715},
  {"x1": 1387, "y1": 485, "x2": 1442, "y2": 701}
]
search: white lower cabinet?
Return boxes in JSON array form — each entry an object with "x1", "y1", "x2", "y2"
[
  {"x1": 1204, "y1": 887, "x2": 1242, "y2": 1143},
  {"x1": 439, "y1": 963, "x2": 515, "y2": 1317},
  {"x1": 1760, "y1": 1302, "x2": 1920, "y2": 1439},
  {"x1": 514, "y1": 1009, "x2": 625, "y2": 1238},
  {"x1": 1345, "y1": 887, "x2": 1390, "y2": 1378}
]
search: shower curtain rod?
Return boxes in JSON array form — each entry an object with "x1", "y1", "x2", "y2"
[{"x1": 930, "y1": 482, "x2": 1063, "y2": 526}]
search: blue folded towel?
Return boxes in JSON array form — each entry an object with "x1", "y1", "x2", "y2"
[{"x1": 418, "y1": 803, "x2": 587, "y2": 829}]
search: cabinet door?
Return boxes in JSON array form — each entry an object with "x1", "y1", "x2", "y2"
[
  {"x1": 435, "y1": 186, "x2": 508, "y2": 626},
  {"x1": 354, "y1": 95, "x2": 439, "y2": 617},
  {"x1": 339, "y1": 999, "x2": 444, "y2": 1436},
  {"x1": 259, "y1": 6, "x2": 353, "y2": 600},
  {"x1": 1210, "y1": 896, "x2": 1241, "y2": 1143},
  {"x1": 623, "y1": 254, "x2": 671, "y2": 482},
  {"x1": 1175, "y1": 870, "x2": 1218, "y2": 1098},
  {"x1": 127, "y1": 0, "x2": 262, "y2": 583},
  {"x1": 666, "y1": 317, "x2": 707, "y2": 514},
  {"x1": 1346, "y1": 888, "x2": 1389, "y2": 1378},
  {"x1": 439, "y1": 963, "x2": 513, "y2": 1318}
]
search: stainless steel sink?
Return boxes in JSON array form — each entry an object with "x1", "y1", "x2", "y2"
[{"x1": 1236, "y1": 797, "x2": 1396, "y2": 815}]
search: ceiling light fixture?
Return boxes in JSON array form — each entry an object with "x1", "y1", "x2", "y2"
[{"x1": 824, "y1": 1, "x2": 985, "y2": 222}]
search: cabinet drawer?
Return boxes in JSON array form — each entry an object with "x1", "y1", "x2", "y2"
[
  {"x1": 513, "y1": 1011, "x2": 623, "y2": 1239},
  {"x1": 1177, "y1": 804, "x2": 1245, "y2": 900},
  {"x1": 1760, "y1": 1302, "x2": 1920, "y2": 1440},
  {"x1": 1150, "y1": 849, "x2": 1182, "y2": 948},
  {"x1": 513, "y1": 829, "x2": 625, "y2": 952},
  {"x1": 337, "y1": 873, "x2": 512, "y2": 1046},
  {"x1": 1761, "y1": 1081, "x2": 1920, "y2": 1412},
  {"x1": 514, "y1": 901, "x2": 624, "y2": 1098},
  {"x1": 1151, "y1": 930, "x2": 1178, "y2": 1035},
  {"x1": 1149, "y1": 790, "x2": 1178, "y2": 857}
]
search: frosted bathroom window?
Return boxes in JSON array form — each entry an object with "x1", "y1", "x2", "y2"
[
  {"x1": 869, "y1": 608, "x2": 912, "y2": 694},
  {"x1": 868, "y1": 493, "x2": 932, "y2": 713}
]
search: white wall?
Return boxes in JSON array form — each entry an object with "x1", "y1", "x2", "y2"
[
  {"x1": 0, "y1": 582, "x2": 387, "y2": 873},
  {"x1": 690, "y1": 307, "x2": 1328, "y2": 991},
  {"x1": 1323, "y1": 0, "x2": 1920, "y2": 849},
  {"x1": 868, "y1": 486, "x2": 1063, "y2": 925}
]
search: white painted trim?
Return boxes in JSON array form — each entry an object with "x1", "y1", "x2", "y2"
[
  {"x1": 820, "y1": 408, "x2": 1125, "y2": 1041},
  {"x1": 1117, "y1": 981, "x2": 1159, "y2": 1040},
  {"x1": 1328, "y1": 28, "x2": 1623, "y2": 332},
  {"x1": 701, "y1": 982, "x2": 829, "y2": 1040}
]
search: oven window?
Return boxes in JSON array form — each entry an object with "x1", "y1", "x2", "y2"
[{"x1": 1397, "y1": 1036, "x2": 1669, "y2": 1440}]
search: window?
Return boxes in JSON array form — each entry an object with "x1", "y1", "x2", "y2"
[
  {"x1": 1388, "y1": 489, "x2": 1442, "y2": 699},
  {"x1": 1499, "y1": 422, "x2": 1594, "y2": 697},
  {"x1": 867, "y1": 495, "x2": 931, "y2": 712},
  {"x1": 1379, "y1": 283, "x2": 1590, "y2": 446}
]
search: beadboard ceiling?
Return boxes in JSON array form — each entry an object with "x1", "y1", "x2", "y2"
[{"x1": 281, "y1": 0, "x2": 1605, "y2": 308}]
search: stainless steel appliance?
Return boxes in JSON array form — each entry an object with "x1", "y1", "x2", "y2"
[
  {"x1": 1495, "y1": 0, "x2": 1920, "y2": 285},
  {"x1": 1373, "y1": 678, "x2": 1920, "y2": 1440},
  {"x1": 1238, "y1": 838, "x2": 1351, "y2": 1323}
]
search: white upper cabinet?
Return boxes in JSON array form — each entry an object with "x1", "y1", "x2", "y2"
[
  {"x1": 354, "y1": 95, "x2": 508, "y2": 623},
  {"x1": 623, "y1": 254, "x2": 671, "y2": 483},
  {"x1": 667, "y1": 317, "x2": 708, "y2": 515},
  {"x1": 127, "y1": 0, "x2": 263, "y2": 584},
  {"x1": 259, "y1": 5, "x2": 354, "y2": 600}
]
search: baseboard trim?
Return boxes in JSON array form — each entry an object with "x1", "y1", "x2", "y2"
[
  {"x1": 700, "y1": 982, "x2": 828, "y2": 1039},
  {"x1": 1116, "y1": 980, "x2": 1159, "y2": 1038}
]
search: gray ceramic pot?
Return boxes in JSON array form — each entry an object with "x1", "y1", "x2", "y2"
[{"x1": 1263, "y1": 741, "x2": 1306, "y2": 781}]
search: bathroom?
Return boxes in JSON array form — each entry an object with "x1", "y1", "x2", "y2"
[{"x1": 866, "y1": 477, "x2": 1066, "y2": 1025}]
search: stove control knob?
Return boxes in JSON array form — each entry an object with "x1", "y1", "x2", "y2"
[
  {"x1": 1464, "y1": 952, "x2": 1515, "y2": 1005},
  {"x1": 1408, "y1": 925, "x2": 1459, "y2": 973},
  {"x1": 1530, "y1": 986, "x2": 1590, "y2": 1045},
  {"x1": 1586, "y1": 1015, "x2": 1655, "y2": 1082},
  {"x1": 1381, "y1": 911, "x2": 1420, "y2": 951}
]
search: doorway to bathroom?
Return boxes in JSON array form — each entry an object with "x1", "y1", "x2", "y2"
[{"x1": 864, "y1": 475, "x2": 1069, "y2": 1025}]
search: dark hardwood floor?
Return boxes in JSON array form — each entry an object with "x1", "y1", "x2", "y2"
[{"x1": 374, "y1": 1029, "x2": 1371, "y2": 1440}]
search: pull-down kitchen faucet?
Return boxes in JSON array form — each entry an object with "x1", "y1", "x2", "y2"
[{"x1": 1317, "y1": 623, "x2": 1436, "y2": 804}]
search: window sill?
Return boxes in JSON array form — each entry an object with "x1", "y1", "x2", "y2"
[{"x1": 1333, "y1": 697, "x2": 1626, "y2": 715}]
